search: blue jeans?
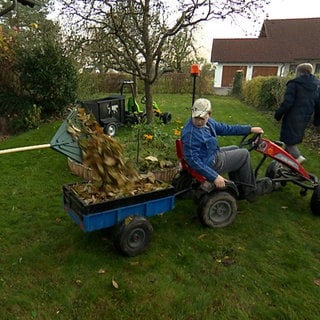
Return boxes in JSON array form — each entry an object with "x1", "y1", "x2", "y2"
[{"x1": 212, "y1": 145, "x2": 256, "y2": 197}]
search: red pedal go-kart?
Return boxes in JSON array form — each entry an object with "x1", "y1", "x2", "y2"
[{"x1": 172, "y1": 134, "x2": 320, "y2": 228}]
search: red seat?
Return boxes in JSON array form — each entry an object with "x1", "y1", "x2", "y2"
[{"x1": 175, "y1": 139, "x2": 206, "y2": 183}]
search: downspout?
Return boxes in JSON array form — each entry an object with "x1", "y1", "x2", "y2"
[{"x1": 279, "y1": 64, "x2": 285, "y2": 77}]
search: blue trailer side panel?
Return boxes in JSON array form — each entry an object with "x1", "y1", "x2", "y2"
[{"x1": 64, "y1": 191, "x2": 175, "y2": 232}]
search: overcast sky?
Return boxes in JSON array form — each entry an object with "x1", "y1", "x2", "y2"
[{"x1": 197, "y1": 0, "x2": 320, "y2": 59}]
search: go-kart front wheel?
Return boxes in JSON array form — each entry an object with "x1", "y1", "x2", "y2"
[
  {"x1": 311, "y1": 185, "x2": 320, "y2": 216},
  {"x1": 266, "y1": 160, "x2": 284, "y2": 189},
  {"x1": 198, "y1": 192, "x2": 237, "y2": 228}
]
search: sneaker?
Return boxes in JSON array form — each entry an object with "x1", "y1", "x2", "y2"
[
  {"x1": 245, "y1": 191, "x2": 258, "y2": 203},
  {"x1": 296, "y1": 155, "x2": 306, "y2": 163}
]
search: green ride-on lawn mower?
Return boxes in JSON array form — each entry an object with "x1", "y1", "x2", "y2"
[
  {"x1": 120, "y1": 80, "x2": 172, "y2": 125},
  {"x1": 79, "y1": 80, "x2": 171, "y2": 137}
]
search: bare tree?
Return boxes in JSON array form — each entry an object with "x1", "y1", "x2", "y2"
[{"x1": 54, "y1": 0, "x2": 268, "y2": 123}]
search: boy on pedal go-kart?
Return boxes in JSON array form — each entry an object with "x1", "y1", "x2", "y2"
[{"x1": 181, "y1": 98, "x2": 272, "y2": 202}]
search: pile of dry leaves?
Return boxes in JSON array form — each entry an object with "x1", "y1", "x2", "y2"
[{"x1": 67, "y1": 108, "x2": 170, "y2": 204}]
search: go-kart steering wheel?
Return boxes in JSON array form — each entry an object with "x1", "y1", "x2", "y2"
[{"x1": 239, "y1": 133, "x2": 261, "y2": 151}]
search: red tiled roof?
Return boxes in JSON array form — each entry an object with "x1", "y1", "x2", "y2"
[{"x1": 211, "y1": 18, "x2": 320, "y2": 63}]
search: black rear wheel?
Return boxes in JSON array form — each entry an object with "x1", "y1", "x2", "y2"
[{"x1": 198, "y1": 192, "x2": 237, "y2": 228}]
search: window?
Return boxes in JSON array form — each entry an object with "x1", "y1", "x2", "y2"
[{"x1": 289, "y1": 64, "x2": 297, "y2": 73}]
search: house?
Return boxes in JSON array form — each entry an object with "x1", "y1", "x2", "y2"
[{"x1": 210, "y1": 17, "x2": 320, "y2": 93}]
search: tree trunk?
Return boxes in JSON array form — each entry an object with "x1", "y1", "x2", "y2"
[
  {"x1": 144, "y1": 81, "x2": 154, "y2": 123},
  {"x1": 132, "y1": 75, "x2": 138, "y2": 96}
]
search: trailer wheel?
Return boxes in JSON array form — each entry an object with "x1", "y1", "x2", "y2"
[
  {"x1": 198, "y1": 192, "x2": 237, "y2": 228},
  {"x1": 104, "y1": 123, "x2": 117, "y2": 137},
  {"x1": 311, "y1": 185, "x2": 320, "y2": 216},
  {"x1": 160, "y1": 112, "x2": 172, "y2": 124},
  {"x1": 114, "y1": 216, "x2": 153, "y2": 256}
]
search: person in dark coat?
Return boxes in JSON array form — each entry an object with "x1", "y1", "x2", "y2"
[{"x1": 274, "y1": 63, "x2": 320, "y2": 163}]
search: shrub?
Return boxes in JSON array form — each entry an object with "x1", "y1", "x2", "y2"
[
  {"x1": 242, "y1": 76, "x2": 290, "y2": 111},
  {"x1": 0, "y1": 26, "x2": 18, "y2": 93},
  {"x1": 76, "y1": 63, "x2": 214, "y2": 98},
  {"x1": 14, "y1": 41, "x2": 78, "y2": 116},
  {"x1": 231, "y1": 70, "x2": 244, "y2": 97},
  {"x1": 242, "y1": 76, "x2": 265, "y2": 108},
  {"x1": 260, "y1": 76, "x2": 288, "y2": 110},
  {"x1": 0, "y1": 92, "x2": 41, "y2": 132},
  {"x1": 77, "y1": 72, "x2": 131, "y2": 99}
]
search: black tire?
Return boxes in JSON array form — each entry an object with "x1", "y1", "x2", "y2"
[
  {"x1": 114, "y1": 216, "x2": 153, "y2": 256},
  {"x1": 266, "y1": 160, "x2": 284, "y2": 189},
  {"x1": 124, "y1": 114, "x2": 137, "y2": 125},
  {"x1": 266, "y1": 161, "x2": 279, "y2": 178},
  {"x1": 198, "y1": 192, "x2": 237, "y2": 228},
  {"x1": 311, "y1": 185, "x2": 320, "y2": 216},
  {"x1": 137, "y1": 113, "x2": 147, "y2": 124},
  {"x1": 104, "y1": 123, "x2": 117, "y2": 137},
  {"x1": 160, "y1": 112, "x2": 172, "y2": 124}
]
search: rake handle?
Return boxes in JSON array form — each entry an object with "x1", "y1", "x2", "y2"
[{"x1": 0, "y1": 144, "x2": 51, "y2": 155}]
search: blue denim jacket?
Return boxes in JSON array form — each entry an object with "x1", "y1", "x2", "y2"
[{"x1": 181, "y1": 118, "x2": 251, "y2": 181}]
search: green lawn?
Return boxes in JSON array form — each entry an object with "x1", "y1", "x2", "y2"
[{"x1": 1, "y1": 94, "x2": 320, "y2": 319}]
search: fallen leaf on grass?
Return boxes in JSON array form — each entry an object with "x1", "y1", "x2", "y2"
[
  {"x1": 112, "y1": 279, "x2": 119, "y2": 289},
  {"x1": 198, "y1": 234, "x2": 207, "y2": 240},
  {"x1": 98, "y1": 268, "x2": 106, "y2": 274},
  {"x1": 314, "y1": 279, "x2": 320, "y2": 286},
  {"x1": 75, "y1": 279, "x2": 82, "y2": 286}
]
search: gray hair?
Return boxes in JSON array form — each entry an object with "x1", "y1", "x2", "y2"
[{"x1": 296, "y1": 63, "x2": 314, "y2": 76}]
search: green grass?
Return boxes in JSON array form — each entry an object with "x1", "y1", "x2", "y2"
[{"x1": 1, "y1": 95, "x2": 320, "y2": 319}]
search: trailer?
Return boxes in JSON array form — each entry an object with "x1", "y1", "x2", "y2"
[{"x1": 63, "y1": 182, "x2": 175, "y2": 257}]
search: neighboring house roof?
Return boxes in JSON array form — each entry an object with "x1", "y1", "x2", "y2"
[{"x1": 211, "y1": 18, "x2": 320, "y2": 64}]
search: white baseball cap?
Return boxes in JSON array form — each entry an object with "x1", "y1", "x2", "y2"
[{"x1": 192, "y1": 98, "x2": 211, "y2": 118}]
